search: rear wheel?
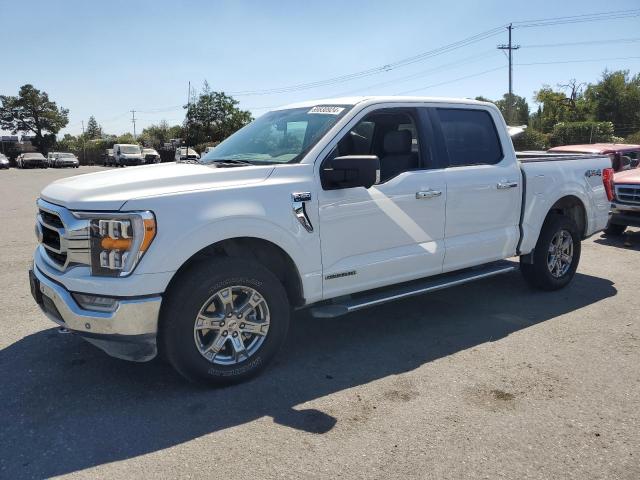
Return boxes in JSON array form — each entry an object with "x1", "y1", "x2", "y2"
[
  {"x1": 521, "y1": 214, "x2": 581, "y2": 291},
  {"x1": 604, "y1": 223, "x2": 626, "y2": 236},
  {"x1": 161, "y1": 258, "x2": 290, "y2": 385}
]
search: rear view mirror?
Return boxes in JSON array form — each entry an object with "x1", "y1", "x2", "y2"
[{"x1": 321, "y1": 155, "x2": 380, "y2": 190}]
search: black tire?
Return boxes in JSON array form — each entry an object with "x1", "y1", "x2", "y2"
[
  {"x1": 161, "y1": 257, "x2": 290, "y2": 385},
  {"x1": 520, "y1": 214, "x2": 581, "y2": 291},
  {"x1": 604, "y1": 223, "x2": 626, "y2": 236}
]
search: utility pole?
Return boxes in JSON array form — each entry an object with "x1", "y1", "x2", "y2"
[
  {"x1": 497, "y1": 24, "x2": 520, "y2": 124},
  {"x1": 81, "y1": 120, "x2": 86, "y2": 164},
  {"x1": 130, "y1": 110, "x2": 137, "y2": 140},
  {"x1": 185, "y1": 81, "x2": 191, "y2": 156}
]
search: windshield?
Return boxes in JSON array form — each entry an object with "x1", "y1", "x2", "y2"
[
  {"x1": 120, "y1": 145, "x2": 140, "y2": 154},
  {"x1": 200, "y1": 105, "x2": 351, "y2": 165},
  {"x1": 58, "y1": 153, "x2": 75, "y2": 158},
  {"x1": 143, "y1": 149, "x2": 158, "y2": 155},
  {"x1": 25, "y1": 153, "x2": 45, "y2": 159}
]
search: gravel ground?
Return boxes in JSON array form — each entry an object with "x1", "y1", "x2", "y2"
[{"x1": 0, "y1": 166, "x2": 638, "y2": 479}]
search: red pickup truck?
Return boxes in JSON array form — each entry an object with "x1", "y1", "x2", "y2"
[
  {"x1": 606, "y1": 168, "x2": 640, "y2": 235},
  {"x1": 547, "y1": 144, "x2": 640, "y2": 234}
]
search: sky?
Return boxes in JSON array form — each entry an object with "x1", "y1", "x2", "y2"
[{"x1": 0, "y1": 0, "x2": 639, "y2": 137}]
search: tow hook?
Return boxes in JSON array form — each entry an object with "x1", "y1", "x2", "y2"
[{"x1": 57, "y1": 327, "x2": 70, "y2": 334}]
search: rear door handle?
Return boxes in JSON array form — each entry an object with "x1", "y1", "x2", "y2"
[
  {"x1": 416, "y1": 190, "x2": 442, "y2": 199},
  {"x1": 497, "y1": 182, "x2": 519, "y2": 189}
]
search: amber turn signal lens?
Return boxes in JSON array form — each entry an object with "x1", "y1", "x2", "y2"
[
  {"x1": 100, "y1": 237, "x2": 133, "y2": 250},
  {"x1": 141, "y1": 218, "x2": 156, "y2": 252}
]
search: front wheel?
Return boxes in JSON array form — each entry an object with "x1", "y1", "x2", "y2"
[
  {"x1": 161, "y1": 258, "x2": 290, "y2": 385},
  {"x1": 520, "y1": 214, "x2": 581, "y2": 291}
]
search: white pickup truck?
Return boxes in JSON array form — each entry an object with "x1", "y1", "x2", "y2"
[{"x1": 30, "y1": 96, "x2": 613, "y2": 384}]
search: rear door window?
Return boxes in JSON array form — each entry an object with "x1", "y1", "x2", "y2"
[{"x1": 436, "y1": 109, "x2": 503, "y2": 167}]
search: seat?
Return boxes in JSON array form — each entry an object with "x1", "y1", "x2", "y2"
[{"x1": 380, "y1": 130, "x2": 418, "y2": 181}]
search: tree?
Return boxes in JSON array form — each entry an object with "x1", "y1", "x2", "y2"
[
  {"x1": 184, "y1": 81, "x2": 252, "y2": 145},
  {"x1": 85, "y1": 115, "x2": 102, "y2": 139},
  {"x1": 139, "y1": 120, "x2": 183, "y2": 149},
  {"x1": 475, "y1": 94, "x2": 529, "y2": 125},
  {"x1": 495, "y1": 94, "x2": 529, "y2": 125},
  {"x1": 528, "y1": 80, "x2": 595, "y2": 133},
  {"x1": 584, "y1": 70, "x2": 640, "y2": 137},
  {"x1": 0, "y1": 84, "x2": 69, "y2": 152}
]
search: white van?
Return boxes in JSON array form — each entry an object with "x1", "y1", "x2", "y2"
[{"x1": 113, "y1": 144, "x2": 143, "y2": 167}]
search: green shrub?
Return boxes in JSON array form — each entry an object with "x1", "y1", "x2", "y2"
[
  {"x1": 549, "y1": 121, "x2": 615, "y2": 146},
  {"x1": 512, "y1": 128, "x2": 549, "y2": 151},
  {"x1": 625, "y1": 130, "x2": 640, "y2": 144}
]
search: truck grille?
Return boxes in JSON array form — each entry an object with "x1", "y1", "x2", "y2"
[
  {"x1": 36, "y1": 200, "x2": 91, "y2": 271},
  {"x1": 615, "y1": 184, "x2": 640, "y2": 205}
]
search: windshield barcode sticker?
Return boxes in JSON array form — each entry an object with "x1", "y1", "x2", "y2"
[{"x1": 308, "y1": 106, "x2": 345, "y2": 115}]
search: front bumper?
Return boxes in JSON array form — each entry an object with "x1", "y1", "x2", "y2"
[
  {"x1": 120, "y1": 157, "x2": 143, "y2": 166},
  {"x1": 610, "y1": 202, "x2": 640, "y2": 228},
  {"x1": 30, "y1": 266, "x2": 162, "y2": 361}
]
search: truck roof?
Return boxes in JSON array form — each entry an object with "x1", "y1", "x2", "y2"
[{"x1": 274, "y1": 96, "x2": 491, "y2": 111}]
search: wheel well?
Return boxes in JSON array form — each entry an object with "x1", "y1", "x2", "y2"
[
  {"x1": 547, "y1": 196, "x2": 587, "y2": 238},
  {"x1": 167, "y1": 237, "x2": 305, "y2": 307}
]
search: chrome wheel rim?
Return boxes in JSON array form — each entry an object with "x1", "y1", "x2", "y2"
[
  {"x1": 547, "y1": 229, "x2": 573, "y2": 278},
  {"x1": 193, "y1": 285, "x2": 270, "y2": 365}
]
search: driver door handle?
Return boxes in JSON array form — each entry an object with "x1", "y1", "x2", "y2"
[
  {"x1": 497, "y1": 181, "x2": 519, "y2": 189},
  {"x1": 416, "y1": 190, "x2": 442, "y2": 199}
]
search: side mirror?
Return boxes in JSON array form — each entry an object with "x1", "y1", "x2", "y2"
[{"x1": 321, "y1": 155, "x2": 380, "y2": 190}]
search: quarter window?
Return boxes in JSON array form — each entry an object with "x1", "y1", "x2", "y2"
[{"x1": 437, "y1": 109, "x2": 503, "y2": 167}]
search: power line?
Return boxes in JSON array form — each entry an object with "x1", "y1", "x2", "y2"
[
  {"x1": 394, "y1": 65, "x2": 506, "y2": 95},
  {"x1": 225, "y1": 26, "x2": 507, "y2": 96},
  {"x1": 516, "y1": 55, "x2": 640, "y2": 66},
  {"x1": 513, "y1": 8, "x2": 640, "y2": 28},
  {"x1": 520, "y1": 37, "x2": 640, "y2": 48}
]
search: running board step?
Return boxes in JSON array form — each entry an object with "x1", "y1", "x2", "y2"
[{"x1": 309, "y1": 260, "x2": 517, "y2": 318}]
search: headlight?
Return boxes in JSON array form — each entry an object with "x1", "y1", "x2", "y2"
[{"x1": 73, "y1": 211, "x2": 156, "y2": 276}]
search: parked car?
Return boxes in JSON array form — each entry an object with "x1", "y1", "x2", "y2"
[
  {"x1": 30, "y1": 96, "x2": 611, "y2": 385},
  {"x1": 0, "y1": 153, "x2": 9, "y2": 169},
  {"x1": 104, "y1": 149, "x2": 115, "y2": 167},
  {"x1": 174, "y1": 147, "x2": 200, "y2": 162},
  {"x1": 113, "y1": 144, "x2": 143, "y2": 167},
  {"x1": 605, "y1": 167, "x2": 640, "y2": 235},
  {"x1": 47, "y1": 152, "x2": 58, "y2": 167},
  {"x1": 548, "y1": 144, "x2": 640, "y2": 171},
  {"x1": 142, "y1": 148, "x2": 161, "y2": 164},
  {"x1": 51, "y1": 152, "x2": 79, "y2": 168},
  {"x1": 17, "y1": 152, "x2": 47, "y2": 168}
]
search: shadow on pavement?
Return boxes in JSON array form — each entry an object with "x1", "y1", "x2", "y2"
[
  {"x1": 594, "y1": 229, "x2": 640, "y2": 251},
  {"x1": 0, "y1": 270, "x2": 616, "y2": 478}
]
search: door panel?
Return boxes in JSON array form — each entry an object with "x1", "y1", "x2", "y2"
[
  {"x1": 319, "y1": 170, "x2": 446, "y2": 298},
  {"x1": 432, "y1": 107, "x2": 522, "y2": 271},
  {"x1": 443, "y1": 163, "x2": 521, "y2": 271}
]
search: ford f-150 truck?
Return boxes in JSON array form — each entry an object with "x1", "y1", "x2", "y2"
[{"x1": 29, "y1": 96, "x2": 613, "y2": 384}]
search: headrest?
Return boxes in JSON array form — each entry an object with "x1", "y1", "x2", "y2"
[{"x1": 384, "y1": 130, "x2": 412, "y2": 154}]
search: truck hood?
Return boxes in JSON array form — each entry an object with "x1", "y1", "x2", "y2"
[
  {"x1": 41, "y1": 162, "x2": 275, "y2": 211},
  {"x1": 614, "y1": 168, "x2": 640, "y2": 185}
]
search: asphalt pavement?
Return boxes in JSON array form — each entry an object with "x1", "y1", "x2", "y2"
[{"x1": 0, "y1": 166, "x2": 638, "y2": 479}]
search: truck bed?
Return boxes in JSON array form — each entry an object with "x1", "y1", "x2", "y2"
[{"x1": 516, "y1": 151, "x2": 607, "y2": 163}]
